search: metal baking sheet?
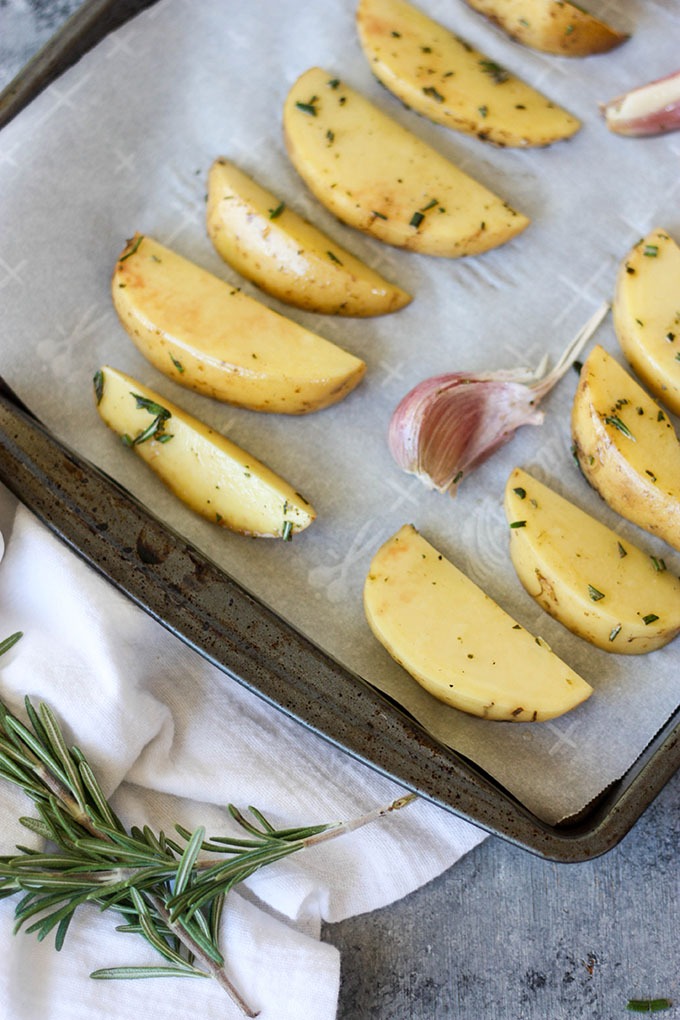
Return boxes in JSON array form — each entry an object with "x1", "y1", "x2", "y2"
[{"x1": 1, "y1": 0, "x2": 678, "y2": 861}]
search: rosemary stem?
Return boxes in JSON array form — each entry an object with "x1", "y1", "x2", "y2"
[
  {"x1": 301, "y1": 792, "x2": 418, "y2": 850},
  {"x1": 34, "y1": 763, "x2": 99, "y2": 835},
  {"x1": 146, "y1": 892, "x2": 259, "y2": 1018}
]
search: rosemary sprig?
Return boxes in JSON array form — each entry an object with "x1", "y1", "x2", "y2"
[{"x1": 0, "y1": 634, "x2": 416, "y2": 1016}]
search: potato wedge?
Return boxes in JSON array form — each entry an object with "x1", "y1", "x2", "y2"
[
  {"x1": 206, "y1": 158, "x2": 411, "y2": 316},
  {"x1": 94, "y1": 366, "x2": 315, "y2": 538},
  {"x1": 463, "y1": 0, "x2": 627, "y2": 56},
  {"x1": 112, "y1": 234, "x2": 365, "y2": 414},
  {"x1": 283, "y1": 67, "x2": 529, "y2": 258},
  {"x1": 613, "y1": 228, "x2": 680, "y2": 415},
  {"x1": 505, "y1": 468, "x2": 680, "y2": 653},
  {"x1": 356, "y1": 0, "x2": 580, "y2": 147},
  {"x1": 571, "y1": 345, "x2": 680, "y2": 551},
  {"x1": 364, "y1": 524, "x2": 592, "y2": 721}
]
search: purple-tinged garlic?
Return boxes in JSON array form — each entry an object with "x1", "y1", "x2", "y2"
[
  {"x1": 602, "y1": 70, "x2": 680, "y2": 137},
  {"x1": 388, "y1": 303, "x2": 609, "y2": 495}
]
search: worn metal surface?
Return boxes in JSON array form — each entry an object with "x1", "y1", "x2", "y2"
[{"x1": 3, "y1": 375, "x2": 667, "y2": 862}]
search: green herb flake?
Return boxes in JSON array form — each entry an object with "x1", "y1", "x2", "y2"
[
  {"x1": 327, "y1": 78, "x2": 340, "y2": 89},
  {"x1": 478, "y1": 104, "x2": 488, "y2": 118},
  {"x1": 509, "y1": 520, "x2": 527, "y2": 529},
  {"x1": 132, "y1": 394, "x2": 171, "y2": 419},
  {"x1": 604, "y1": 414, "x2": 635, "y2": 440},
  {"x1": 326, "y1": 129, "x2": 335, "y2": 145},
  {"x1": 479, "y1": 59, "x2": 510, "y2": 84},
  {"x1": 452, "y1": 470, "x2": 463, "y2": 485},
  {"x1": 372, "y1": 210, "x2": 388, "y2": 220},
  {"x1": 651, "y1": 556, "x2": 667, "y2": 572},
  {"x1": 642, "y1": 614, "x2": 660, "y2": 625},
  {"x1": 643, "y1": 244, "x2": 659, "y2": 257},
  {"x1": 123, "y1": 393, "x2": 173, "y2": 447},
  {"x1": 326, "y1": 250, "x2": 343, "y2": 265},
  {"x1": 588, "y1": 584, "x2": 605, "y2": 602},
  {"x1": 295, "y1": 98, "x2": 318, "y2": 116},
  {"x1": 93, "y1": 370, "x2": 104, "y2": 405},
  {"x1": 268, "y1": 201, "x2": 285, "y2": 219},
  {"x1": 170, "y1": 354, "x2": 185, "y2": 374},
  {"x1": 617, "y1": 542, "x2": 628, "y2": 558},
  {"x1": 626, "y1": 999, "x2": 672, "y2": 1013},
  {"x1": 609, "y1": 624, "x2": 622, "y2": 642},
  {"x1": 423, "y1": 86, "x2": 444, "y2": 103},
  {"x1": 282, "y1": 520, "x2": 293, "y2": 542},
  {"x1": 420, "y1": 198, "x2": 439, "y2": 212},
  {"x1": 513, "y1": 487, "x2": 526, "y2": 499},
  {"x1": 410, "y1": 211, "x2": 424, "y2": 229},
  {"x1": 118, "y1": 234, "x2": 144, "y2": 262}
]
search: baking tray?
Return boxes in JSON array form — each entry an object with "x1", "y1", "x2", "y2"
[{"x1": 1, "y1": 0, "x2": 678, "y2": 862}]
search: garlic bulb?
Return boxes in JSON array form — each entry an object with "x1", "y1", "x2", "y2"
[{"x1": 388, "y1": 302, "x2": 609, "y2": 495}]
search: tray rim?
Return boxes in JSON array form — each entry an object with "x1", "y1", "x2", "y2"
[{"x1": 1, "y1": 0, "x2": 678, "y2": 862}]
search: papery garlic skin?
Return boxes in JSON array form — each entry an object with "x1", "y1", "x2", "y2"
[
  {"x1": 388, "y1": 303, "x2": 610, "y2": 496},
  {"x1": 602, "y1": 70, "x2": 680, "y2": 137},
  {"x1": 388, "y1": 373, "x2": 544, "y2": 494}
]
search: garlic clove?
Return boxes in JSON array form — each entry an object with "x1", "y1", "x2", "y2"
[
  {"x1": 602, "y1": 69, "x2": 680, "y2": 137},
  {"x1": 389, "y1": 375, "x2": 544, "y2": 493},
  {"x1": 389, "y1": 303, "x2": 609, "y2": 495}
]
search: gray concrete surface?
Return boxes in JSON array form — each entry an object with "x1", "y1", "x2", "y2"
[
  {"x1": 326, "y1": 771, "x2": 679, "y2": 1018},
  {"x1": 2, "y1": 3, "x2": 678, "y2": 1017}
]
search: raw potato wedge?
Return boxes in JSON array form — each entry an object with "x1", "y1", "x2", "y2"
[
  {"x1": 356, "y1": 0, "x2": 580, "y2": 147},
  {"x1": 613, "y1": 229, "x2": 680, "y2": 415},
  {"x1": 206, "y1": 158, "x2": 411, "y2": 316},
  {"x1": 94, "y1": 366, "x2": 315, "y2": 538},
  {"x1": 463, "y1": 0, "x2": 627, "y2": 56},
  {"x1": 283, "y1": 67, "x2": 529, "y2": 258},
  {"x1": 571, "y1": 345, "x2": 680, "y2": 551},
  {"x1": 112, "y1": 234, "x2": 365, "y2": 414},
  {"x1": 364, "y1": 524, "x2": 592, "y2": 721},
  {"x1": 505, "y1": 468, "x2": 680, "y2": 654}
]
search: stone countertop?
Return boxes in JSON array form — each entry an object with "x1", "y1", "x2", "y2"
[{"x1": 1, "y1": 3, "x2": 678, "y2": 1018}]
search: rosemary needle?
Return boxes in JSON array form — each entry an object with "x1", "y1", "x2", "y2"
[{"x1": 0, "y1": 634, "x2": 416, "y2": 1015}]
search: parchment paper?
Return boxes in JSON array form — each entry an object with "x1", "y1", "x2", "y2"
[{"x1": 1, "y1": 0, "x2": 679, "y2": 825}]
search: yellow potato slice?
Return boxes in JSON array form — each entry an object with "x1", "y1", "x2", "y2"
[
  {"x1": 505, "y1": 468, "x2": 680, "y2": 653},
  {"x1": 283, "y1": 67, "x2": 529, "y2": 258},
  {"x1": 94, "y1": 366, "x2": 315, "y2": 539},
  {"x1": 206, "y1": 158, "x2": 411, "y2": 316},
  {"x1": 613, "y1": 228, "x2": 680, "y2": 416},
  {"x1": 463, "y1": 0, "x2": 627, "y2": 56},
  {"x1": 356, "y1": 0, "x2": 580, "y2": 147},
  {"x1": 571, "y1": 345, "x2": 680, "y2": 551},
  {"x1": 112, "y1": 234, "x2": 365, "y2": 414},
  {"x1": 364, "y1": 523, "x2": 592, "y2": 721}
]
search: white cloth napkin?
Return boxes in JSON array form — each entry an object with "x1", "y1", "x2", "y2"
[{"x1": 0, "y1": 482, "x2": 485, "y2": 1020}]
